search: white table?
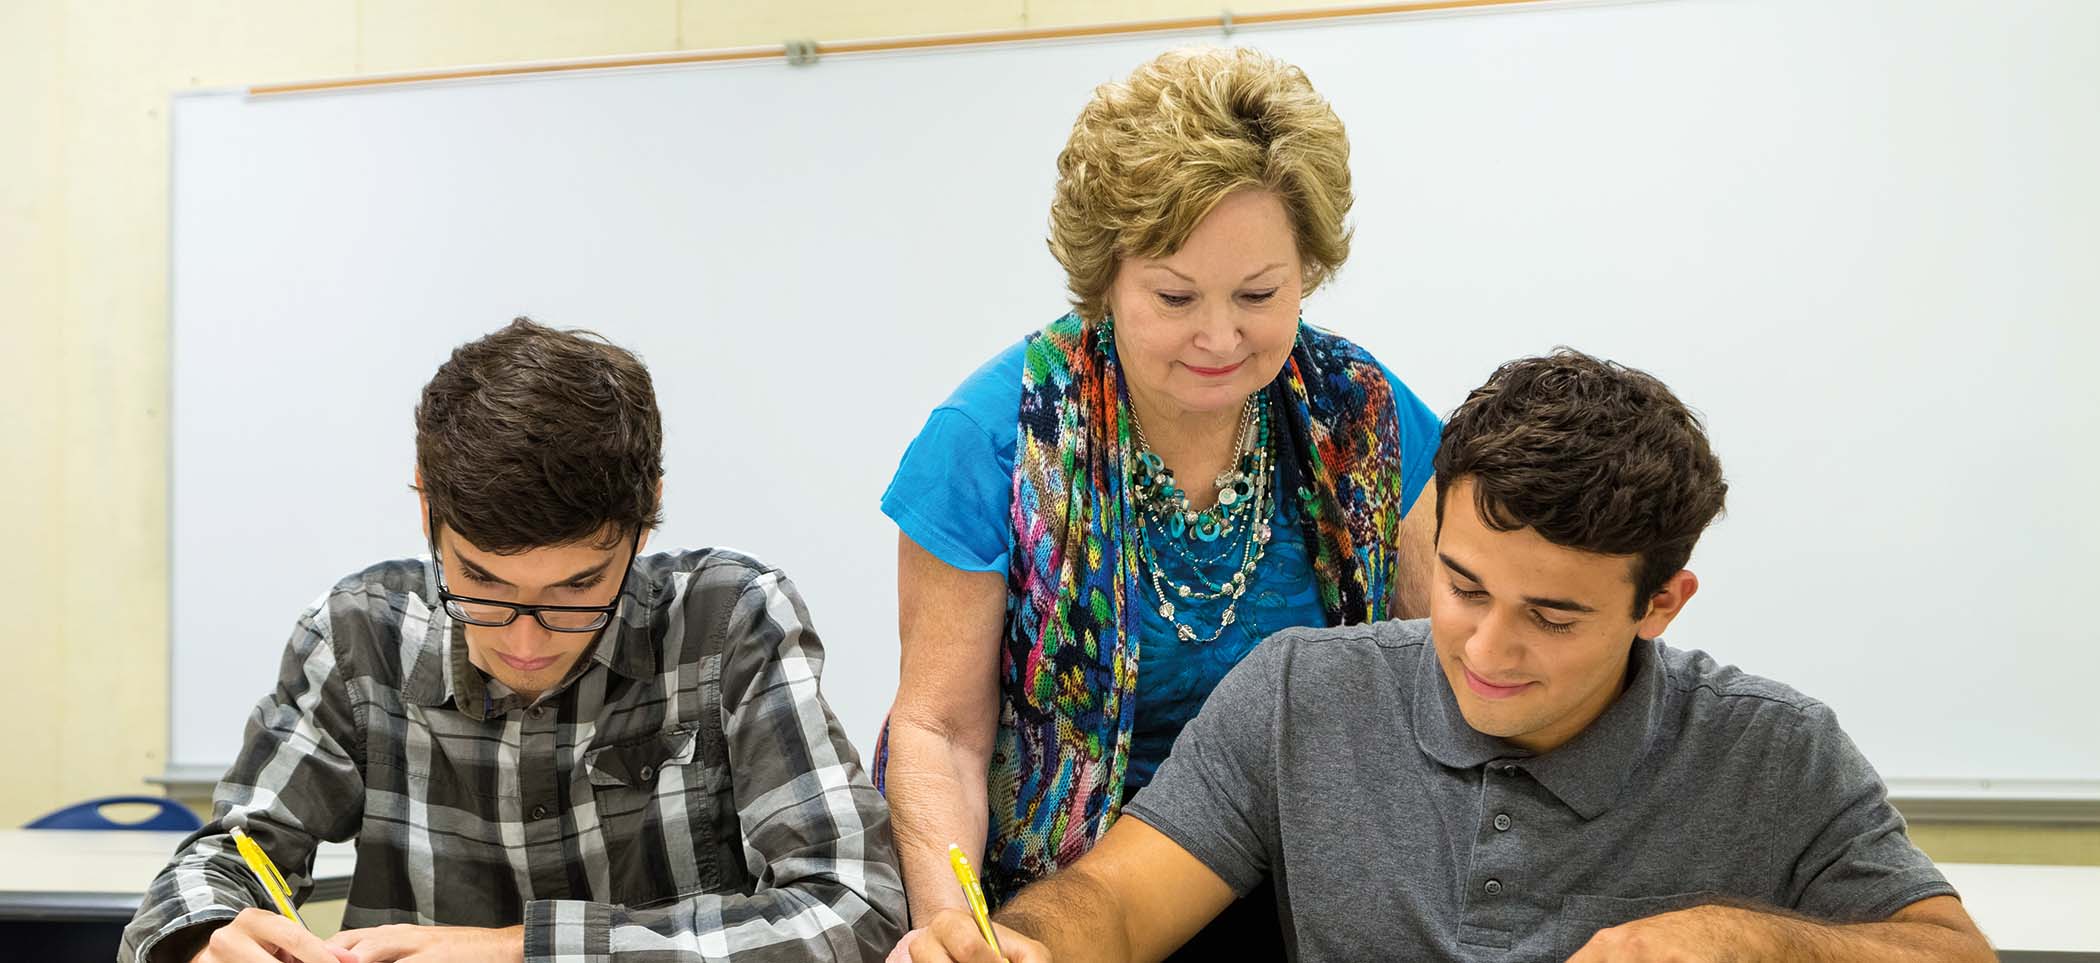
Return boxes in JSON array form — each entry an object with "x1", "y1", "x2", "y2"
[
  {"x1": 0, "y1": 834, "x2": 2086, "y2": 959},
  {"x1": 1942, "y1": 862, "x2": 2100, "y2": 962},
  {"x1": 0, "y1": 829, "x2": 355, "y2": 922}
]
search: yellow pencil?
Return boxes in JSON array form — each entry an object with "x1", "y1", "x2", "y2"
[
  {"x1": 946, "y1": 844, "x2": 1004, "y2": 960},
  {"x1": 230, "y1": 826, "x2": 306, "y2": 927}
]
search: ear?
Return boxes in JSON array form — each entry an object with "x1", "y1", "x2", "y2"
[
  {"x1": 1634, "y1": 570, "x2": 1699, "y2": 641},
  {"x1": 414, "y1": 468, "x2": 432, "y2": 542},
  {"x1": 639, "y1": 480, "x2": 665, "y2": 554}
]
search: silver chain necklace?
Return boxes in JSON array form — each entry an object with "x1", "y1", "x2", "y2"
[{"x1": 1129, "y1": 393, "x2": 1275, "y2": 643}]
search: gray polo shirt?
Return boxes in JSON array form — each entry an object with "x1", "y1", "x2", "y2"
[{"x1": 1123, "y1": 618, "x2": 1954, "y2": 962}]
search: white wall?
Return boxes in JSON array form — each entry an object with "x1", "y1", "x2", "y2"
[{"x1": 168, "y1": 0, "x2": 2100, "y2": 798}]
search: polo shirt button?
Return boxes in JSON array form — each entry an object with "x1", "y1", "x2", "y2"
[
  {"x1": 639, "y1": 765, "x2": 656, "y2": 782},
  {"x1": 1493, "y1": 813, "x2": 1512, "y2": 832},
  {"x1": 531, "y1": 805, "x2": 549, "y2": 820},
  {"x1": 1484, "y1": 879, "x2": 1503, "y2": 896}
]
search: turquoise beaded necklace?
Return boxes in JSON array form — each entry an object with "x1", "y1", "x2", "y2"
[{"x1": 1129, "y1": 393, "x2": 1276, "y2": 643}]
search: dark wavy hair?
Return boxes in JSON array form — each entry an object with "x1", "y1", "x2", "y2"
[
  {"x1": 415, "y1": 318, "x2": 663, "y2": 553},
  {"x1": 1433, "y1": 349, "x2": 1727, "y2": 617}
]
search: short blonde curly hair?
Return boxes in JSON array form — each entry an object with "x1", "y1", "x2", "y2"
[{"x1": 1049, "y1": 46, "x2": 1354, "y2": 323}]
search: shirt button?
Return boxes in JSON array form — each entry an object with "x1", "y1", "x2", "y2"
[
  {"x1": 639, "y1": 765, "x2": 656, "y2": 782},
  {"x1": 1493, "y1": 813, "x2": 1512, "y2": 832},
  {"x1": 531, "y1": 805, "x2": 549, "y2": 821},
  {"x1": 529, "y1": 706, "x2": 546, "y2": 720},
  {"x1": 1499, "y1": 765, "x2": 1519, "y2": 776},
  {"x1": 1484, "y1": 879, "x2": 1503, "y2": 896}
]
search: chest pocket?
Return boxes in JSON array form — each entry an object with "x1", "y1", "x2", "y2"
[
  {"x1": 582, "y1": 722, "x2": 743, "y2": 906},
  {"x1": 1554, "y1": 892, "x2": 1722, "y2": 957}
]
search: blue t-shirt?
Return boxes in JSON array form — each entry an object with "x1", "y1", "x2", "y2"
[{"x1": 882, "y1": 337, "x2": 1443, "y2": 788}]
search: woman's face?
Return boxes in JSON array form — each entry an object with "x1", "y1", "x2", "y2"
[{"x1": 1106, "y1": 190, "x2": 1304, "y2": 423}]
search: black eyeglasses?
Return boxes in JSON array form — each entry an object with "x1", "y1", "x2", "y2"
[{"x1": 429, "y1": 516, "x2": 641, "y2": 633}]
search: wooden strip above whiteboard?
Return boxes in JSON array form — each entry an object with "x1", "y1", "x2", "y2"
[{"x1": 248, "y1": 0, "x2": 1564, "y2": 96}]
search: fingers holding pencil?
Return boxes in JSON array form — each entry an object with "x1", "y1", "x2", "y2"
[
  {"x1": 925, "y1": 843, "x2": 1052, "y2": 963},
  {"x1": 910, "y1": 910, "x2": 1049, "y2": 963},
  {"x1": 183, "y1": 907, "x2": 353, "y2": 963}
]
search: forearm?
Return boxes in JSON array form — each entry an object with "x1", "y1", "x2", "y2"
[
  {"x1": 528, "y1": 877, "x2": 899, "y2": 962},
  {"x1": 994, "y1": 867, "x2": 1135, "y2": 963},
  {"x1": 884, "y1": 722, "x2": 993, "y2": 923},
  {"x1": 1724, "y1": 905, "x2": 1992, "y2": 963}
]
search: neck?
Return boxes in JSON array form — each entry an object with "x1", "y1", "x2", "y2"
[
  {"x1": 1134, "y1": 386, "x2": 1243, "y2": 457},
  {"x1": 1127, "y1": 385, "x2": 1251, "y2": 511}
]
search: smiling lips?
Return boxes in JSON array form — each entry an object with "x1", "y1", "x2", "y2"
[
  {"x1": 1463, "y1": 665, "x2": 1536, "y2": 700},
  {"x1": 1183, "y1": 359, "x2": 1245, "y2": 378}
]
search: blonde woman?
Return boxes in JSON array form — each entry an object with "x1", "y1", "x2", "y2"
[{"x1": 878, "y1": 47, "x2": 1441, "y2": 958}]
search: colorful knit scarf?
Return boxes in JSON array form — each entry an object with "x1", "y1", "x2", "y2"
[{"x1": 973, "y1": 312, "x2": 1408, "y2": 902}]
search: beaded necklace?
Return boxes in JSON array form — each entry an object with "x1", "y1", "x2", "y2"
[{"x1": 1129, "y1": 392, "x2": 1275, "y2": 643}]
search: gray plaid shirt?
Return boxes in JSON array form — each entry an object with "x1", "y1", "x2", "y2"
[{"x1": 122, "y1": 549, "x2": 905, "y2": 963}]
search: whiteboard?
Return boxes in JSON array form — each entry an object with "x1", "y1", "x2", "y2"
[{"x1": 170, "y1": 0, "x2": 2100, "y2": 801}]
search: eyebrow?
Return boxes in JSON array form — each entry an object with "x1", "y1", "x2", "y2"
[
  {"x1": 455, "y1": 551, "x2": 613, "y2": 589},
  {"x1": 1438, "y1": 553, "x2": 1598, "y2": 615},
  {"x1": 1142, "y1": 262, "x2": 1289, "y2": 285}
]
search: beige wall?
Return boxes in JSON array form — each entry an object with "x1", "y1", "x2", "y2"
[{"x1": 1, "y1": 0, "x2": 2092, "y2": 869}]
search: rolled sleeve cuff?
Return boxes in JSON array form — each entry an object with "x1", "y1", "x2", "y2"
[
  {"x1": 524, "y1": 899, "x2": 613, "y2": 963},
  {"x1": 135, "y1": 909, "x2": 240, "y2": 963}
]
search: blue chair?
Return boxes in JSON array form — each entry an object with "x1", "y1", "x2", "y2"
[{"x1": 24, "y1": 795, "x2": 203, "y2": 832}]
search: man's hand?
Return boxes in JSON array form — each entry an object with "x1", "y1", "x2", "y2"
[
  {"x1": 1566, "y1": 896, "x2": 1992, "y2": 963},
  {"x1": 1565, "y1": 904, "x2": 1745, "y2": 963},
  {"x1": 325, "y1": 923, "x2": 523, "y2": 963},
  {"x1": 906, "y1": 908, "x2": 1050, "y2": 963},
  {"x1": 183, "y1": 907, "x2": 358, "y2": 963}
]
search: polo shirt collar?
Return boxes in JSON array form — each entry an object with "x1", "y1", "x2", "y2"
[{"x1": 1413, "y1": 632, "x2": 1667, "y2": 821}]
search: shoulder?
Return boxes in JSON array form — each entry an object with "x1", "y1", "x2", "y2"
[
  {"x1": 644, "y1": 547, "x2": 787, "y2": 617},
  {"x1": 1653, "y1": 644, "x2": 1902, "y2": 828},
  {"x1": 324, "y1": 556, "x2": 434, "y2": 607},
  {"x1": 1295, "y1": 325, "x2": 1436, "y2": 423},
  {"x1": 932, "y1": 337, "x2": 1029, "y2": 442},
  {"x1": 916, "y1": 315, "x2": 1094, "y2": 448},
  {"x1": 1252, "y1": 617, "x2": 1434, "y2": 689},
  {"x1": 648, "y1": 547, "x2": 834, "y2": 641},
  {"x1": 637, "y1": 549, "x2": 799, "y2": 684},
  {"x1": 1655, "y1": 642, "x2": 1843, "y2": 751},
  {"x1": 1660, "y1": 643, "x2": 1824, "y2": 713},
  {"x1": 1191, "y1": 619, "x2": 1431, "y2": 748},
  {"x1": 315, "y1": 557, "x2": 438, "y2": 647},
  {"x1": 890, "y1": 337, "x2": 1026, "y2": 482},
  {"x1": 1307, "y1": 323, "x2": 1431, "y2": 397},
  {"x1": 279, "y1": 557, "x2": 445, "y2": 694},
  {"x1": 643, "y1": 549, "x2": 836, "y2": 708}
]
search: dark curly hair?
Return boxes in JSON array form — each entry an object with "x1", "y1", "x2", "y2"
[
  {"x1": 1434, "y1": 349, "x2": 1727, "y2": 617},
  {"x1": 415, "y1": 318, "x2": 663, "y2": 553}
]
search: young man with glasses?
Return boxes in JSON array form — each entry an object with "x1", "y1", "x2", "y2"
[{"x1": 123, "y1": 319, "x2": 905, "y2": 963}]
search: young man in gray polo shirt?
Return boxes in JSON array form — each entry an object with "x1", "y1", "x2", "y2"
[{"x1": 908, "y1": 351, "x2": 1991, "y2": 963}]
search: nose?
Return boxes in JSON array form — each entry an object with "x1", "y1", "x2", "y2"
[
  {"x1": 501, "y1": 615, "x2": 555, "y2": 653},
  {"x1": 1463, "y1": 610, "x2": 1526, "y2": 678},
  {"x1": 1189, "y1": 300, "x2": 1242, "y2": 356}
]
